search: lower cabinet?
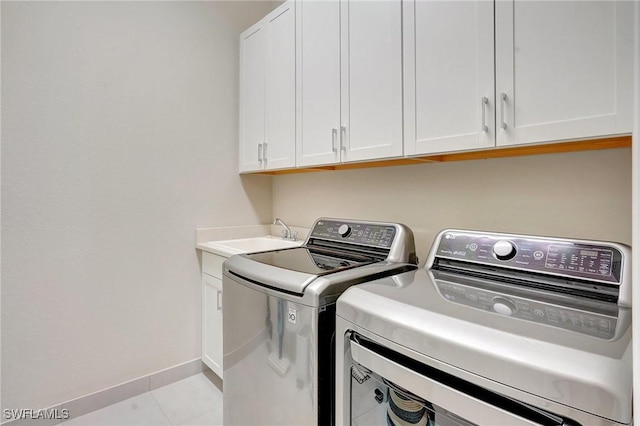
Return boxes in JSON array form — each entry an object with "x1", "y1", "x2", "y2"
[{"x1": 202, "y1": 253, "x2": 225, "y2": 378}]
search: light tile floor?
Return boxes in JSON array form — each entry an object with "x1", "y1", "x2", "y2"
[{"x1": 62, "y1": 373, "x2": 222, "y2": 426}]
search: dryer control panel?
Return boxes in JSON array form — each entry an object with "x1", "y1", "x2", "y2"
[{"x1": 432, "y1": 230, "x2": 624, "y2": 285}]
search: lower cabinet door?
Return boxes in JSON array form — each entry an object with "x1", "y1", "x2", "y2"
[{"x1": 202, "y1": 273, "x2": 223, "y2": 378}]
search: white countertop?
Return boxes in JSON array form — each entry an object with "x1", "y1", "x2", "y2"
[
  {"x1": 195, "y1": 224, "x2": 307, "y2": 257},
  {"x1": 196, "y1": 236, "x2": 303, "y2": 257}
]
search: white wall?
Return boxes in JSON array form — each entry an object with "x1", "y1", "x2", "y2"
[
  {"x1": 1, "y1": 1, "x2": 274, "y2": 411},
  {"x1": 273, "y1": 148, "x2": 632, "y2": 263}
]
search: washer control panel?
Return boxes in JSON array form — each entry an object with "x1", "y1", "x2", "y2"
[
  {"x1": 310, "y1": 219, "x2": 397, "y2": 248},
  {"x1": 434, "y1": 230, "x2": 623, "y2": 285},
  {"x1": 436, "y1": 281, "x2": 617, "y2": 339}
]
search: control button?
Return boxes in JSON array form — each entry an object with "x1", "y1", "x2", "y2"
[
  {"x1": 534, "y1": 309, "x2": 545, "y2": 317},
  {"x1": 533, "y1": 250, "x2": 544, "y2": 260},
  {"x1": 492, "y1": 297, "x2": 516, "y2": 316},
  {"x1": 493, "y1": 240, "x2": 516, "y2": 260},
  {"x1": 338, "y1": 224, "x2": 352, "y2": 237},
  {"x1": 469, "y1": 243, "x2": 478, "y2": 251}
]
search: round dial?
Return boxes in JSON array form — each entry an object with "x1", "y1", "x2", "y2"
[
  {"x1": 493, "y1": 240, "x2": 516, "y2": 260},
  {"x1": 492, "y1": 297, "x2": 517, "y2": 316},
  {"x1": 338, "y1": 224, "x2": 352, "y2": 237}
]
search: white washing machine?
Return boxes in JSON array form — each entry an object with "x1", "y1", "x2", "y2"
[{"x1": 336, "y1": 229, "x2": 632, "y2": 425}]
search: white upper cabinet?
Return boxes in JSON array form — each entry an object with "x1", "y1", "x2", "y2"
[
  {"x1": 265, "y1": 3, "x2": 296, "y2": 169},
  {"x1": 297, "y1": 0, "x2": 403, "y2": 167},
  {"x1": 296, "y1": 0, "x2": 341, "y2": 166},
  {"x1": 239, "y1": 1, "x2": 296, "y2": 172},
  {"x1": 240, "y1": 0, "x2": 634, "y2": 172},
  {"x1": 405, "y1": 0, "x2": 633, "y2": 156},
  {"x1": 239, "y1": 25, "x2": 266, "y2": 172},
  {"x1": 341, "y1": 0, "x2": 403, "y2": 162},
  {"x1": 495, "y1": 0, "x2": 633, "y2": 147},
  {"x1": 404, "y1": 1, "x2": 495, "y2": 155}
]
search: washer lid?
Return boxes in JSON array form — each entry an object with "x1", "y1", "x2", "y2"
[
  {"x1": 336, "y1": 269, "x2": 632, "y2": 424},
  {"x1": 245, "y1": 246, "x2": 378, "y2": 276},
  {"x1": 224, "y1": 247, "x2": 377, "y2": 295}
]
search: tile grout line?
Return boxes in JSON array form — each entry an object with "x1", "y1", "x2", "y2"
[
  {"x1": 147, "y1": 390, "x2": 174, "y2": 426},
  {"x1": 151, "y1": 374, "x2": 222, "y2": 426}
]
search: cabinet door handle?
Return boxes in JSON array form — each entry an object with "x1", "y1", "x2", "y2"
[
  {"x1": 258, "y1": 143, "x2": 263, "y2": 162},
  {"x1": 332, "y1": 128, "x2": 338, "y2": 152},
  {"x1": 500, "y1": 93, "x2": 507, "y2": 130},
  {"x1": 481, "y1": 97, "x2": 489, "y2": 132},
  {"x1": 216, "y1": 290, "x2": 222, "y2": 311},
  {"x1": 263, "y1": 142, "x2": 268, "y2": 161},
  {"x1": 340, "y1": 126, "x2": 347, "y2": 152}
]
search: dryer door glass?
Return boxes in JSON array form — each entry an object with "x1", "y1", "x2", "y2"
[{"x1": 350, "y1": 363, "x2": 475, "y2": 426}]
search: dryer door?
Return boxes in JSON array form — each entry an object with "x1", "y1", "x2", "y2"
[{"x1": 347, "y1": 334, "x2": 576, "y2": 426}]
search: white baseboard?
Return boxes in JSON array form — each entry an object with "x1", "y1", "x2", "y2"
[{"x1": 1, "y1": 359, "x2": 210, "y2": 425}]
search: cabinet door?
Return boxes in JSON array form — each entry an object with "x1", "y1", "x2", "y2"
[
  {"x1": 495, "y1": 0, "x2": 634, "y2": 147},
  {"x1": 404, "y1": 0, "x2": 495, "y2": 155},
  {"x1": 202, "y1": 273, "x2": 223, "y2": 378},
  {"x1": 341, "y1": 0, "x2": 403, "y2": 162},
  {"x1": 239, "y1": 24, "x2": 266, "y2": 172},
  {"x1": 265, "y1": 1, "x2": 296, "y2": 170},
  {"x1": 296, "y1": 0, "x2": 341, "y2": 167}
]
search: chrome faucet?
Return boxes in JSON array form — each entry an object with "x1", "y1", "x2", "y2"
[{"x1": 273, "y1": 218, "x2": 297, "y2": 241}]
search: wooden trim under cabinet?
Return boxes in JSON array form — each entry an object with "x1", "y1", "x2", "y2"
[{"x1": 250, "y1": 135, "x2": 632, "y2": 175}]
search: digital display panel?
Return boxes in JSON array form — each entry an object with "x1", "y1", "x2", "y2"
[{"x1": 545, "y1": 245, "x2": 613, "y2": 277}]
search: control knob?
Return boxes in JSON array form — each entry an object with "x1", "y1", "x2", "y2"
[
  {"x1": 493, "y1": 240, "x2": 516, "y2": 260},
  {"x1": 492, "y1": 297, "x2": 517, "y2": 316},
  {"x1": 338, "y1": 224, "x2": 352, "y2": 237}
]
